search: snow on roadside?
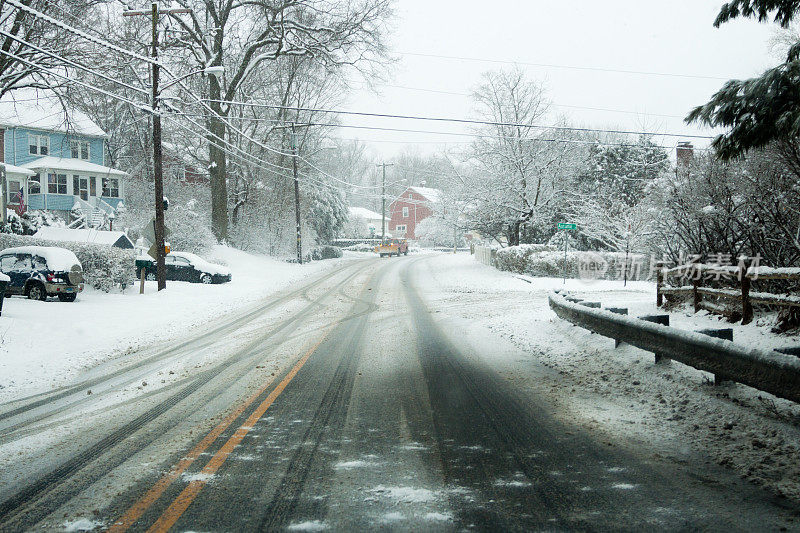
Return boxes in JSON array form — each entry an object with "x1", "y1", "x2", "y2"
[
  {"x1": 0, "y1": 246, "x2": 356, "y2": 402},
  {"x1": 418, "y1": 253, "x2": 800, "y2": 503}
]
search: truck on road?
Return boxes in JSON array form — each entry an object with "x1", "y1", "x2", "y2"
[{"x1": 375, "y1": 239, "x2": 409, "y2": 257}]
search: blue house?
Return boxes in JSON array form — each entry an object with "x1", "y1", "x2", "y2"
[{"x1": 0, "y1": 90, "x2": 127, "y2": 227}]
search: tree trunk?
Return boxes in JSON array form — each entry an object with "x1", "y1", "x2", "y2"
[
  {"x1": 208, "y1": 79, "x2": 228, "y2": 242},
  {"x1": 508, "y1": 221, "x2": 521, "y2": 246}
]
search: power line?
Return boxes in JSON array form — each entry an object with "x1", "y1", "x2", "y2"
[
  {"x1": 5, "y1": 0, "x2": 162, "y2": 67},
  {"x1": 0, "y1": 48, "x2": 152, "y2": 114},
  {"x1": 169, "y1": 112, "x2": 696, "y2": 150},
  {"x1": 348, "y1": 81, "x2": 687, "y2": 119},
  {"x1": 0, "y1": 29, "x2": 149, "y2": 96},
  {"x1": 396, "y1": 51, "x2": 731, "y2": 81},
  {"x1": 201, "y1": 99, "x2": 715, "y2": 139}
]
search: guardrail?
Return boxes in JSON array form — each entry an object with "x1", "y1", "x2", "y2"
[{"x1": 548, "y1": 291, "x2": 800, "y2": 404}]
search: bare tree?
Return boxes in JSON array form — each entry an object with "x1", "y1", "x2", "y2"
[
  {"x1": 166, "y1": 0, "x2": 393, "y2": 241},
  {"x1": 468, "y1": 68, "x2": 571, "y2": 246},
  {"x1": 0, "y1": 0, "x2": 105, "y2": 97}
]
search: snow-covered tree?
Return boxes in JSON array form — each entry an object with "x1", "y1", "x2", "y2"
[
  {"x1": 687, "y1": 1, "x2": 800, "y2": 160},
  {"x1": 165, "y1": 0, "x2": 393, "y2": 241}
]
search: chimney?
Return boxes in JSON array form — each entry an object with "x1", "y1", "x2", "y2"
[{"x1": 676, "y1": 141, "x2": 694, "y2": 169}]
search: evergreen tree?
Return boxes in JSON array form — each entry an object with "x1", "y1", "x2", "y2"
[{"x1": 687, "y1": 1, "x2": 800, "y2": 159}]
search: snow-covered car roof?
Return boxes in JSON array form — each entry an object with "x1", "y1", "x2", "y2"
[
  {"x1": 0, "y1": 272, "x2": 9, "y2": 282},
  {"x1": 139, "y1": 251, "x2": 231, "y2": 276},
  {"x1": 172, "y1": 252, "x2": 231, "y2": 276},
  {"x1": 0, "y1": 246, "x2": 82, "y2": 271}
]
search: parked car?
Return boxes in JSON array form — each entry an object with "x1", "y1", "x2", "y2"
[
  {"x1": 0, "y1": 246, "x2": 84, "y2": 302},
  {"x1": 136, "y1": 251, "x2": 232, "y2": 284}
]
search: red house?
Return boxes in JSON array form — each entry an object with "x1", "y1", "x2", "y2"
[{"x1": 388, "y1": 186, "x2": 441, "y2": 240}]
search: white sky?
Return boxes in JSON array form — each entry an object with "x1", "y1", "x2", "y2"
[{"x1": 339, "y1": 0, "x2": 779, "y2": 158}]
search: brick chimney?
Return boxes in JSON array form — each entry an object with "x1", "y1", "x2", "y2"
[{"x1": 676, "y1": 141, "x2": 694, "y2": 169}]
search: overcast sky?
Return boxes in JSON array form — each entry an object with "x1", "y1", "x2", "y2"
[{"x1": 338, "y1": 0, "x2": 779, "y2": 158}]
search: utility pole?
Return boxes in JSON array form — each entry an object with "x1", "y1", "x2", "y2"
[
  {"x1": 124, "y1": 2, "x2": 189, "y2": 291},
  {"x1": 291, "y1": 124, "x2": 302, "y2": 264},
  {"x1": 376, "y1": 163, "x2": 393, "y2": 242}
]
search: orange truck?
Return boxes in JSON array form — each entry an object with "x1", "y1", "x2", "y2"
[{"x1": 375, "y1": 238, "x2": 409, "y2": 257}]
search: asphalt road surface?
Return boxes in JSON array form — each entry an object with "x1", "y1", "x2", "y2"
[{"x1": 0, "y1": 256, "x2": 796, "y2": 531}]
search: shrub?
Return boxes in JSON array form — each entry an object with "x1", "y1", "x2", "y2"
[
  {"x1": 494, "y1": 245, "x2": 650, "y2": 281},
  {"x1": 310, "y1": 245, "x2": 343, "y2": 260},
  {"x1": 0, "y1": 234, "x2": 135, "y2": 292},
  {"x1": 342, "y1": 243, "x2": 375, "y2": 252}
]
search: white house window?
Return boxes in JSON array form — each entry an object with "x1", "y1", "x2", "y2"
[
  {"x1": 402, "y1": 206, "x2": 409, "y2": 218},
  {"x1": 28, "y1": 134, "x2": 49, "y2": 155},
  {"x1": 70, "y1": 140, "x2": 90, "y2": 160},
  {"x1": 8, "y1": 181, "x2": 21, "y2": 205},
  {"x1": 48, "y1": 173, "x2": 67, "y2": 194},
  {"x1": 29, "y1": 174, "x2": 41, "y2": 194},
  {"x1": 102, "y1": 177, "x2": 119, "y2": 197}
]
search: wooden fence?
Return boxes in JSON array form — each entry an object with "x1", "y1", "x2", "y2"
[
  {"x1": 473, "y1": 245, "x2": 496, "y2": 267},
  {"x1": 656, "y1": 262, "x2": 800, "y2": 324}
]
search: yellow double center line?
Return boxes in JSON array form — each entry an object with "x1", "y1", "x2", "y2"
[{"x1": 107, "y1": 332, "x2": 329, "y2": 533}]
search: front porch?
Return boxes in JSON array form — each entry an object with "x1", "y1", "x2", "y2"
[{"x1": 17, "y1": 156, "x2": 126, "y2": 227}]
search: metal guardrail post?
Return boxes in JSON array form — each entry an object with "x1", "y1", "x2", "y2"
[
  {"x1": 606, "y1": 307, "x2": 628, "y2": 348},
  {"x1": 696, "y1": 328, "x2": 734, "y2": 385},
  {"x1": 639, "y1": 314, "x2": 670, "y2": 363}
]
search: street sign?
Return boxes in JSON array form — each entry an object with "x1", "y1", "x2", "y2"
[
  {"x1": 142, "y1": 218, "x2": 171, "y2": 244},
  {"x1": 557, "y1": 222, "x2": 577, "y2": 230}
]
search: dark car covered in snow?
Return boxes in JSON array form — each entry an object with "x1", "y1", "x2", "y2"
[
  {"x1": 136, "y1": 251, "x2": 231, "y2": 284},
  {"x1": 0, "y1": 246, "x2": 84, "y2": 302}
]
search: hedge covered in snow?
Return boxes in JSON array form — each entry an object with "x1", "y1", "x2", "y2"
[
  {"x1": 0, "y1": 234, "x2": 135, "y2": 292},
  {"x1": 494, "y1": 244, "x2": 650, "y2": 281}
]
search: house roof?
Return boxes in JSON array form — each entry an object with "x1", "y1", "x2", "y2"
[
  {"x1": 0, "y1": 89, "x2": 106, "y2": 137},
  {"x1": 33, "y1": 227, "x2": 134, "y2": 248},
  {"x1": 349, "y1": 206, "x2": 387, "y2": 221},
  {"x1": 22, "y1": 156, "x2": 127, "y2": 177},
  {"x1": 408, "y1": 186, "x2": 442, "y2": 203},
  {"x1": 2, "y1": 163, "x2": 35, "y2": 176}
]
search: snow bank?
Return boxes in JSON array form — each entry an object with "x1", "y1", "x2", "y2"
[{"x1": 0, "y1": 246, "x2": 353, "y2": 401}]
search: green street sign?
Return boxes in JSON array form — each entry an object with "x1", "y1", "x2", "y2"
[{"x1": 557, "y1": 222, "x2": 577, "y2": 230}]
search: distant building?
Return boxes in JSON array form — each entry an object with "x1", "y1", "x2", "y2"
[
  {"x1": 388, "y1": 186, "x2": 441, "y2": 240},
  {"x1": 348, "y1": 206, "x2": 389, "y2": 237},
  {"x1": 0, "y1": 90, "x2": 127, "y2": 228}
]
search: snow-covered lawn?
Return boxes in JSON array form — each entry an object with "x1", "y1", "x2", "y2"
[
  {"x1": 418, "y1": 254, "x2": 800, "y2": 502},
  {"x1": 0, "y1": 246, "x2": 355, "y2": 402}
]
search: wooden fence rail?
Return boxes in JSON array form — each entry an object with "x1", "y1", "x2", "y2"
[{"x1": 656, "y1": 262, "x2": 800, "y2": 324}]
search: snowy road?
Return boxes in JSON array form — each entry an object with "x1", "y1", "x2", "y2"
[{"x1": 0, "y1": 255, "x2": 795, "y2": 531}]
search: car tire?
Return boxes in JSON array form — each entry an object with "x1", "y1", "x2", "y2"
[
  {"x1": 27, "y1": 283, "x2": 47, "y2": 301},
  {"x1": 200, "y1": 273, "x2": 213, "y2": 284},
  {"x1": 58, "y1": 293, "x2": 77, "y2": 302},
  {"x1": 404, "y1": 251, "x2": 408, "y2": 256},
  {"x1": 145, "y1": 272, "x2": 157, "y2": 281}
]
